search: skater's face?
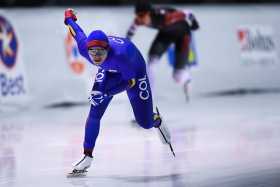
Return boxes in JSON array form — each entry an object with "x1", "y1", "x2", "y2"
[
  {"x1": 88, "y1": 47, "x2": 108, "y2": 65},
  {"x1": 136, "y1": 12, "x2": 151, "y2": 25}
]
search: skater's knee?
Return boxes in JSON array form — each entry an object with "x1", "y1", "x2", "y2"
[
  {"x1": 141, "y1": 124, "x2": 153, "y2": 129},
  {"x1": 136, "y1": 119, "x2": 153, "y2": 129}
]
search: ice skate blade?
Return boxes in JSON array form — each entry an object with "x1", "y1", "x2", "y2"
[
  {"x1": 67, "y1": 170, "x2": 88, "y2": 178},
  {"x1": 157, "y1": 127, "x2": 171, "y2": 145}
]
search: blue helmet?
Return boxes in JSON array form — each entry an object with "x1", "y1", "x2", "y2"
[{"x1": 86, "y1": 30, "x2": 109, "y2": 49}]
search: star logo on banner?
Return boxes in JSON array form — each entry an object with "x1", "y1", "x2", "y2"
[
  {"x1": 0, "y1": 23, "x2": 14, "y2": 58},
  {"x1": 0, "y1": 16, "x2": 18, "y2": 69}
]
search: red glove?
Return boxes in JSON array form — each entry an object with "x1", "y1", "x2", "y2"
[{"x1": 64, "y1": 8, "x2": 77, "y2": 24}]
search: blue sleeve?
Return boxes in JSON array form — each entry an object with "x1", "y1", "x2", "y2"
[{"x1": 65, "y1": 19, "x2": 92, "y2": 62}]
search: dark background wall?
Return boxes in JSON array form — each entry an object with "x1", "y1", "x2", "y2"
[{"x1": 0, "y1": 0, "x2": 279, "y2": 7}]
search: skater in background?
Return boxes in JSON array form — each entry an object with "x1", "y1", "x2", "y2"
[
  {"x1": 64, "y1": 8, "x2": 174, "y2": 176},
  {"x1": 126, "y1": 0, "x2": 199, "y2": 100}
]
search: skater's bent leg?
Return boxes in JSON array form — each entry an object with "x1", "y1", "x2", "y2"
[
  {"x1": 84, "y1": 118, "x2": 100, "y2": 155},
  {"x1": 148, "y1": 33, "x2": 171, "y2": 91},
  {"x1": 127, "y1": 74, "x2": 154, "y2": 129},
  {"x1": 146, "y1": 55, "x2": 160, "y2": 91},
  {"x1": 174, "y1": 34, "x2": 190, "y2": 70},
  {"x1": 83, "y1": 96, "x2": 113, "y2": 155}
]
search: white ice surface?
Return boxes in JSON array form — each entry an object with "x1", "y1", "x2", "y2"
[{"x1": 1, "y1": 92, "x2": 280, "y2": 187}]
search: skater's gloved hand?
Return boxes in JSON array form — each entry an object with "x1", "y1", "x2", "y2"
[
  {"x1": 188, "y1": 13, "x2": 195, "y2": 21},
  {"x1": 126, "y1": 31, "x2": 133, "y2": 40},
  {"x1": 64, "y1": 8, "x2": 77, "y2": 24},
  {"x1": 88, "y1": 91, "x2": 108, "y2": 107}
]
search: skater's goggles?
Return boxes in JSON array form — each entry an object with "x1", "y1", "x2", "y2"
[{"x1": 88, "y1": 47, "x2": 108, "y2": 58}]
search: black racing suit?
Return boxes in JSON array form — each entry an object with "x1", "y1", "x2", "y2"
[{"x1": 126, "y1": 6, "x2": 199, "y2": 70}]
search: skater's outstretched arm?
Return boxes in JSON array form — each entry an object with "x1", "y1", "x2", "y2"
[{"x1": 64, "y1": 9, "x2": 91, "y2": 61}]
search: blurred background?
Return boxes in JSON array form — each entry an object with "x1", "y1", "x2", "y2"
[
  {"x1": 0, "y1": 0, "x2": 279, "y2": 108},
  {"x1": 0, "y1": 0, "x2": 280, "y2": 6},
  {"x1": 0, "y1": 1, "x2": 280, "y2": 187}
]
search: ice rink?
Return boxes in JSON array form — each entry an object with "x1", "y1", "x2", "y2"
[
  {"x1": 1, "y1": 90, "x2": 280, "y2": 187},
  {"x1": 1, "y1": 6, "x2": 280, "y2": 187}
]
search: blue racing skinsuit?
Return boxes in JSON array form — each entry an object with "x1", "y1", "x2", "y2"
[{"x1": 65, "y1": 19, "x2": 155, "y2": 151}]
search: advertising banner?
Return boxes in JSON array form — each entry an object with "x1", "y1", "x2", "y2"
[
  {"x1": 0, "y1": 15, "x2": 28, "y2": 105},
  {"x1": 237, "y1": 25, "x2": 278, "y2": 65}
]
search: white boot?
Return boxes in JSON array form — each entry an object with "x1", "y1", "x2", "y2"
[
  {"x1": 74, "y1": 155, "x2": 92, "y2": 171},
  {"x1": 68, "y1": 155, "x2": 93, "y2": 177}
]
